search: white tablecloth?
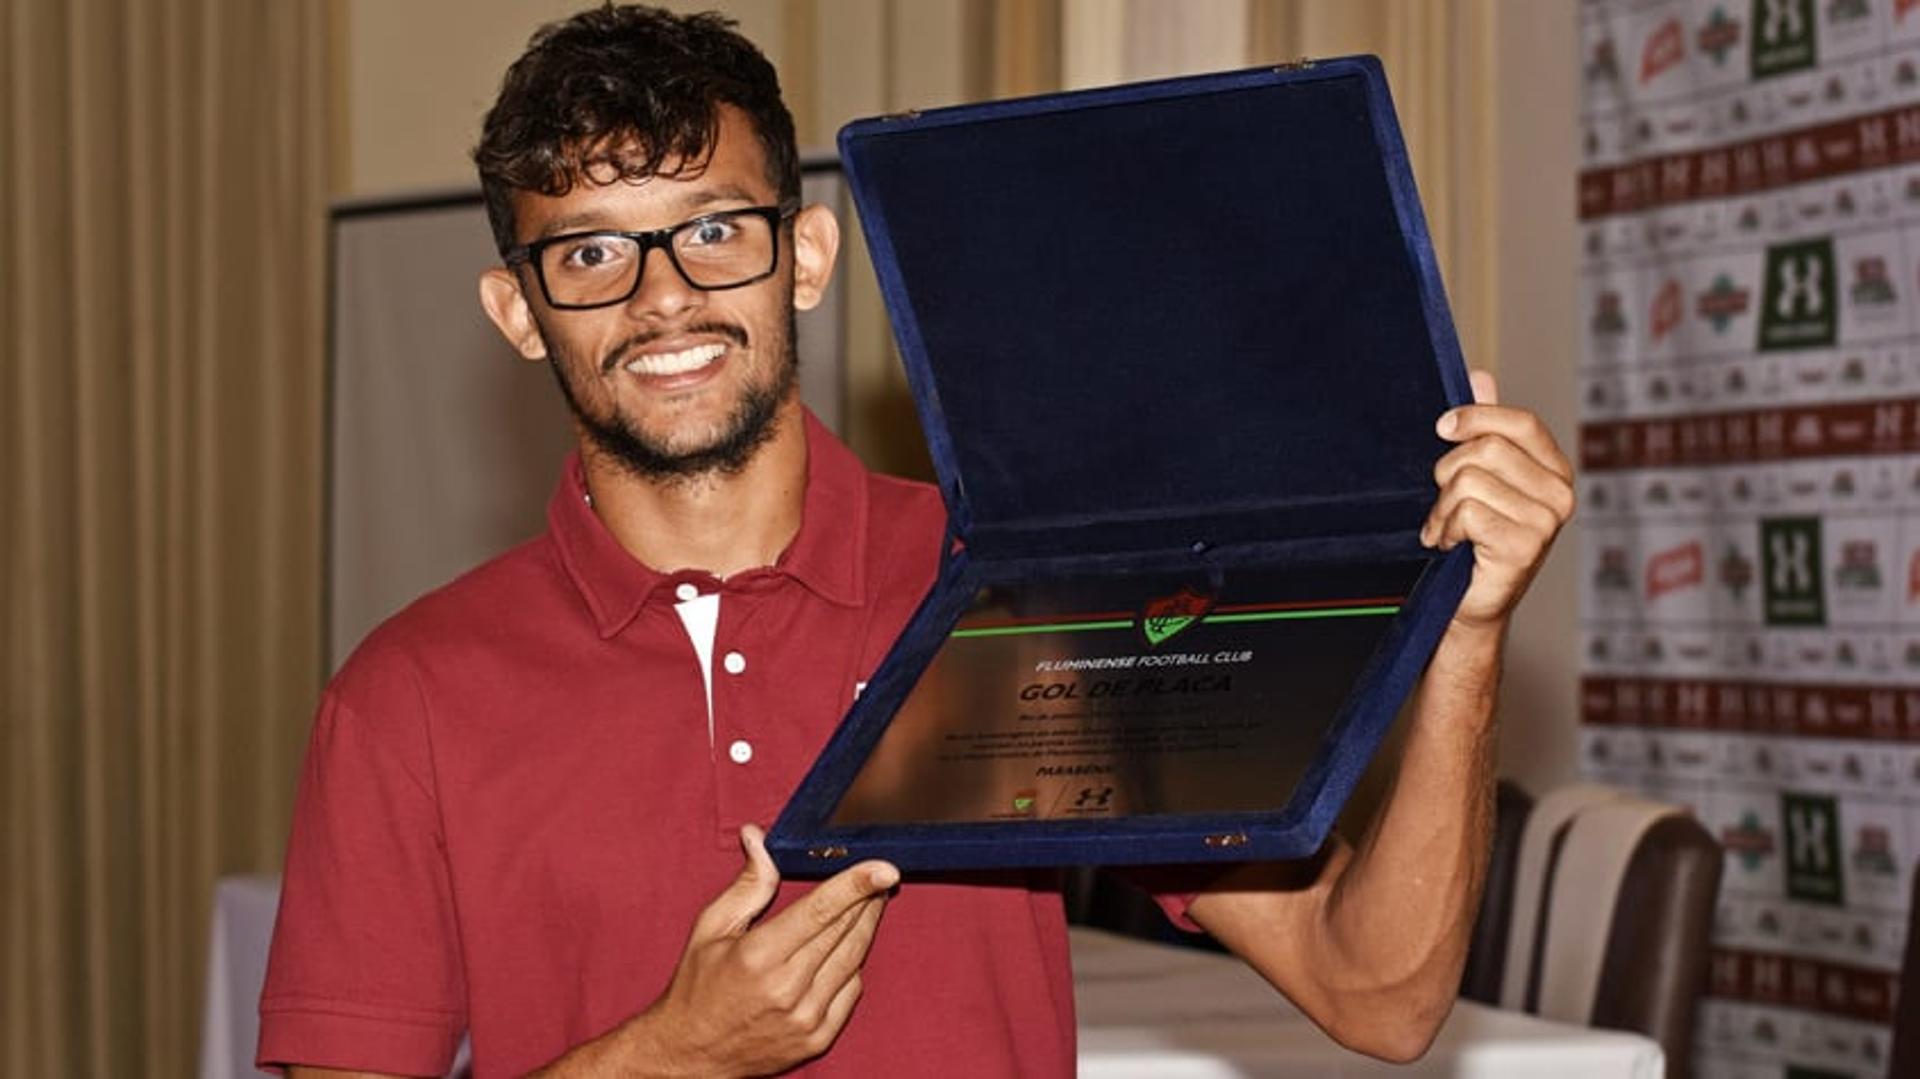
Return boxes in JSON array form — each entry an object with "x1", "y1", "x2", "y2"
[
  {"x1": 200, "y1": 876, "x2": 281, "y2": 1079},
  {"x1": 1072, "y1": 926, "x2": 1665, "y2": 1078},
  {"x1": 201, "y1": 877, "x2": 1662, "y2": 1078}
]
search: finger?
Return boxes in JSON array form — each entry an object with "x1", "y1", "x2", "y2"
[
  {"x1": 1432, "y1": 436, "x2": 1576, "y2": 523},
  {"x1": 1469, "y1": 368, "x2": 1499, "y2": 405},
  {"x1": 692, "y1": 824, "x2": 783, "y2": 940},
  {"x1": 1435, "y1": 404, "x2": 1572, "y2": 482},
  {"x1": 1423, "y1": 466, "x2": 1563, "y2": 550},
  {"x1": 757, "y1": 859, "x2": 898, "y2": 962},
  {"x1": 802, "y1": 972, "x2": 866, "y2": 1057},
  {"x1": 798, "y1": 885, "x2": 888, "y2": 988},
  {"x1": 769, "y1": 888, "x2": 878, "y2": 986}
]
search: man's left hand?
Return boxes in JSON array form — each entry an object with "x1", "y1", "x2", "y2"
[{"x1": 1419, "y1": 369, "x2": 1574, "y2": 632}]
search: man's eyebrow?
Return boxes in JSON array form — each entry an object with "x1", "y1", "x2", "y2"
[
  {"x1": 532, "y1": 211, "x2": 615, "y2": 241},
  {"x1": 527, "y1": 185, "x2": 769, "y2": 243},
  {"x1": 676, "y1": 184, "x2": 762, "y2": 211}
]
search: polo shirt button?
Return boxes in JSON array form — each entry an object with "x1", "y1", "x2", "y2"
[
  {"x1": 728, "y1": 739, "x2": 753, "y2": 764},
  {"x1": 723, "y1": 651, "x2": 747, "y2": 675},
  {"x1": 674, "y1": 582, "x2": 700, "y2": 602}
]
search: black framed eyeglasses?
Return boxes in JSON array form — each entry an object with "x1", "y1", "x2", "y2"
[{"x1": 505, "y1": 201, "x2": 800, "y2": 310}]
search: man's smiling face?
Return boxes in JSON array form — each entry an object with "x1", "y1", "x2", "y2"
[{"x1": 480, "y1": 105, "x2": 838, "y2": 481}]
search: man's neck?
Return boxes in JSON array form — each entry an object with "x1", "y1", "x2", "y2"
[{"x1": 580, "y1": 399, "x2": 809, "y2": 580}]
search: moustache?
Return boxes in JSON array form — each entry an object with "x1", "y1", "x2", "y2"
[{"x1": 601, "y1": 322, "x2": 751, "y2": 374}]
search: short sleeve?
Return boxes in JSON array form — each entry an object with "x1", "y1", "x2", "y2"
[
  {"x1": 1110, "y1": 864, "x2": 1233, "y2": 934},
  {"x1": 257, "y1": 684, "x2": 468, "y2": 1075}
]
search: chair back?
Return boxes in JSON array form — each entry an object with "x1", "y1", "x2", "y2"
[{"x1": 1477, "y1": 781, "x2": 1722, "y2": 1079}]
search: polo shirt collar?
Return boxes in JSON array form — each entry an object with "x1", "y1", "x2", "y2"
[{"x1": 548, "y1": 409, "x2": 871, "y2": 638}]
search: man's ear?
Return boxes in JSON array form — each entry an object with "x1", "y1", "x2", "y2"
[
  {"x1": 478, "y1": 267, "x2": 549, "y2": 361},
  {"x1": 791, "y1": 204, "x2": 841, "y2": 312}
]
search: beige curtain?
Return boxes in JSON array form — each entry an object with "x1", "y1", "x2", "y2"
[
  {"x1": 783, "y1": 0, "x2": 1508, "y2": 472},
  {"x1": 1249, "y1": 0, "x2": 1503, "y2": 373},
  {"x1": 1, "y1": 0, "x2": 328, "y2": 1073}
]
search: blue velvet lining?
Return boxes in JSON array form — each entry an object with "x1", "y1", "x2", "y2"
[{"x1": 766, "y1": 58, "x2": 1475, "y2": 875}]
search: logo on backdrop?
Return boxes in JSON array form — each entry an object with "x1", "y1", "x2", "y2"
[
  {"x1": 1723, "y1": 810, "x2": 1779, "y2": 871},
  {"x1": 1761, "y1": 518, "x2": 1826, "y2": 626},
  {"x1": 1698, "y1": 273, "x2": 1753, "y2": 333},
  {"x1": 1698, "y1": 7, "x2": 1743, "y2": 65},
  {"x1": 1642, "y1": 19, "x2": 1687, "y2": 84},
  {"x1": 1751, "y1": 0, "x2": 1817, "y2": 78},
  {"x1": 1759, "y1": 239, "x2": 1838, "y2": 350},
  {"x1": 1648, "y1": 542, "x2": 1706, "y2": 599},
  {"x1": 1651, "y1": 279, "x2": 1686, "y2": 342},
  {"x1": 1782, "y1": 792, "x2": 1845, "y2": 905}
]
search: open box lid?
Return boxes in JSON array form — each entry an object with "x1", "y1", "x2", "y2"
[
  {"x1": 838, "y1": 56, "x2": 1470, "y2": 558},
  {"x1": 765, "y1": 60, "x2": 1479, "y2": 876}
]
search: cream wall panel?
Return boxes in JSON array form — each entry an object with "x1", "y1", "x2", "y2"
[{"x1": 1488, "y1": 2, "x2": 1579, "y2": 793}]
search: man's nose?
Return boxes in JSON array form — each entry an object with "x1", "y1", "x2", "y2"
[{"x1": 623, "y1": 243, "x2": 703, "y2": 321}]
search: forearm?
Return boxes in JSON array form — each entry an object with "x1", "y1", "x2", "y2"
[
  {"x1": 1313, "y1": 618, "x2": 1504, "y2": 1019},
  {"x1": 528, "y1": 1008, "x2": 695, "y2": 1079},
  {"x1": 1191, "y1": 616, "x2": 1505, "y2": 1060}
]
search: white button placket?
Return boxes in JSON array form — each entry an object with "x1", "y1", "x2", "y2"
[
  {"x1": 720, "y1": 648, "x2": 749, "y2": 766},
  {"x1": 709, "y1": 598, "x2": 760, "y2": 847}
]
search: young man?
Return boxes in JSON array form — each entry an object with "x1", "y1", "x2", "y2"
[{"x1": 259, "y1": 6, "x2": 1574, "y2": 1077}]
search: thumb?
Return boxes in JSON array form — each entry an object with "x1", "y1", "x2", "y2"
[
  {"x1": 1468, "y1": 368, "x2": 1500, "y2": 406},
  {"x1": 696, "y1": 824, "x2": 782, "y2": 939}
]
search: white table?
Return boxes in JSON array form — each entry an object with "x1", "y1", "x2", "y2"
[
  {"x1": 1072, "y1": 926, "x2": 1665, "y2": 1078},
  {"x1": 201, "y1": 878, "x2": 1663, "y2": 1078}
]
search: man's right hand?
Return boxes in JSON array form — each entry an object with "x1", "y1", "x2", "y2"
[{"x1": 612, "y1": 823, "x2": 898, "y2": 1077}]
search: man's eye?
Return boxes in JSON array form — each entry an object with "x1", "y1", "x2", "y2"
[
  {"x1": 684, "y1": 219, "x2": 739, "y2": 246},
  {"x1": 559, "y1": 239, "x2": 628, "y2": 270}
]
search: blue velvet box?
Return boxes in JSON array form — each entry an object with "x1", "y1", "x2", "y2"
[{"x1": 768, "y1": 57, "x2": 1473, "y2": 875}]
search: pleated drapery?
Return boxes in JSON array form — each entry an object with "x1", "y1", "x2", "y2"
[
  {"x1": 1, "y1": 0, "x2": 1527, "y2": 1070},
  {"x1": 1, "y1": 1, "x2": 328, "y2": 1074}
]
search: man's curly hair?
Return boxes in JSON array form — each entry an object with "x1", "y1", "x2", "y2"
[{"x1": 473, "y1": 4, "x2": 801, "y2": 257}]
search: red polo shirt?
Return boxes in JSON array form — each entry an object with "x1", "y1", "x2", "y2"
[{"x1": 259, "y1": 414, "x2": 1080, "y2": 1077}]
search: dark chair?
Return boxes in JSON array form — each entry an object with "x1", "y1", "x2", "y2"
[
  {"x1": 1887, "y1": 865, "x2": 1920, "y2": 1078},
  {"x1": 1460, "y1": 779, "x2": 1535, "y2": 1003},
  {"x1": 1466, "y1": 781, "x2": 1723, "y2": 1079}
]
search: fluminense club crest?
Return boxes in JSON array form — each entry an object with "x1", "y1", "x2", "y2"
[
  {"x1": 1698, "y1": 6, "x2": 1742, "y2": 65},
  {"x1": 1139, "y1": 586, "x2": 1215, "y2": 647},
  {"x1": 1697, "y1": 273, "x2": 1752, "y2": 333}
]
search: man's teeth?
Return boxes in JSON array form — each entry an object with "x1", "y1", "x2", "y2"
[{"x1": 623, "y1": 343, "x2": 726, "y2": 376}]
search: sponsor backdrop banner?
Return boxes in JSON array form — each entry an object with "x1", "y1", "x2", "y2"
[{"x1": 1577, "y1": 1, "x2": 1920, "y2": 1075}]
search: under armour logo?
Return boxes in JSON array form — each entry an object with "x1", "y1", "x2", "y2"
[
  {"x1": 1775, "y1": 255, "x2": 1824, "y2": 318},
  {"x1": 1769, "y1": 531, "x2": 1813, "y2": 592},
  {"x1": 1787, "y1": 804, "x2": 1830, "y2": 869},
  {"x1": 1760, "y1": 0, "x2": 1804, "y2": 43},
  {"x1": 1074, "y1": 786, "x2": 1114, "y2": 809}
]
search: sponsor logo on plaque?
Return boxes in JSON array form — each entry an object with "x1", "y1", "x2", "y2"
[
  {"x1": 1750, "y1": 0, "x2": 1817, "y2": 78},
  {"x1": 1782, "y1": 792, "x2": 1845, "y2": 904},
  {"x1": 1759, "y1": 238, "x2": 1837, "y2": 350},
  {"x1": 1761, "y1": 518, "x2": 1825, "y2": 625}
]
